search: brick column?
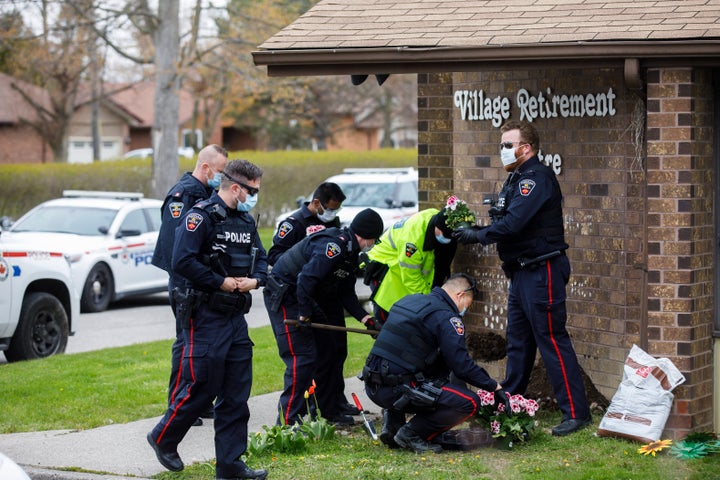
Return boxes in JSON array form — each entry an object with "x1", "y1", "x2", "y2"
[
  {"x1": 417, "y1": 73, "x2": 454, "y2": 209},
  {"x1": 645, "y1": 67, "x2": 715, "y2": 438}
]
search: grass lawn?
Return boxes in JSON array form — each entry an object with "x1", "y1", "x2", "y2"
[{"x1": 2, "y1": 321, "x2": 718, "y2": 479}]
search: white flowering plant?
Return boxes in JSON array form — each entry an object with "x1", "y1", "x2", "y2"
[
  {"x1": 444, "y1": 195, "x2": 476, "y2": 230},
  {"x1": 473, "y1": 389, "x2": 539, "y2": 449}
]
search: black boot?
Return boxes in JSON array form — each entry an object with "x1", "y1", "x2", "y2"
[
  {"x1": 393, "y1": 424, "x2": 442, "y2": 454},
  {"x1": 379, "y1": 409, "x2": 405, "y2": 448}
]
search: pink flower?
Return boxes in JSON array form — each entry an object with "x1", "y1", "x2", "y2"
[
  {"x1": 446, "y1": 195, "x2": 459, "y2": 210},
  {"x1": 476, "y1": 389, "x2": 495, "y2": 406},
  {"x1": 491, "y1": 420, "x2": 501, "y2": 434}
]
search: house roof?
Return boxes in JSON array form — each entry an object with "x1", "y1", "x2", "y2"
[
  {"x1": 106, "y1": 82, "x2": 196, "y2": 127},
  {"x1": 252, "y1": 0, "x2": 720, "y2": 76},
  {"x1": 0, "y1": 72, "x2": 50, "y2": 125}
]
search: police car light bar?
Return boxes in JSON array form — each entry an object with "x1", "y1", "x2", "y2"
[
  {"x1": 342, "y1": 167, "x2": 415, "y2": 175},
  {"x1": 62, "y1": 190, "x2": 144, "y2": 200}
]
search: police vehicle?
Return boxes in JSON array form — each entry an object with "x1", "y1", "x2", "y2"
[
  {"x1": 278, "y1": 167, "x2": 419, "y2": 231},
  {"x1": 0, "y1": 237, "x2": 79, "y2": 362},
  {"x1": 3, "y1": 191, "x2": 167, "y2": 313}
]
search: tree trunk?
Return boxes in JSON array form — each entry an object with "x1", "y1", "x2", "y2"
[{"x1": 151, "y1": 0, "x2": 181, "y2": 199}]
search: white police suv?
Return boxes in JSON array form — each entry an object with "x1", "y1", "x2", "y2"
[
  {"x1": 278, "y1": 167, "x2": 419, "y2": 232},
  {"x1": 0, "y1": 238, "x2": 79, "y2": 362},
  {"x1": 3, "y1": 191, "x2": 168, "y2": 313}
]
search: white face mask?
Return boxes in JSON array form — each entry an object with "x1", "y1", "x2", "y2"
[
  {"x1": 435, "y1": 233, "x2": 451, "y2": 244},
  {"x1": 501, "y1": 146, "x2": 518, "y2": 167},
  {"x1": 317, "y1": 206, "x2": 340, "y2": 223}
]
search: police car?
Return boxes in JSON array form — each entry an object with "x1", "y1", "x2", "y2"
[
  {"x1": 278, "y1": 167, "x2": 419, "y2": 231},
  {"x1": 0, "y1": 238, "x2": 79, "y2": 362},
  {"x1": 3, "y1": 191, "x2": 167, "y2": 313}
]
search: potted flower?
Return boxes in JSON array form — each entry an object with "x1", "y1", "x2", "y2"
[
  {"x1": 444, "y1": 195, "x2": 476, "y2": 230},
  {"x1": 473, "y1": 389, "x2": 539, "y2": 449}
]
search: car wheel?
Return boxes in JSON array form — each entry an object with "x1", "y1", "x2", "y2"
[
  {"x1": 5, "y1": 292, "x2": 69, "y2": 362},
  {"x1": 81, "y1": 263, "x2": 114, "y2": 313}
]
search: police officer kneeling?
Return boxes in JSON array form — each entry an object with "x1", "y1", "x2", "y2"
[{"x1": 362, "y1": 274, "x2": 511, "y2": 454}]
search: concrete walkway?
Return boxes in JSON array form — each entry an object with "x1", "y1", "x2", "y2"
[{"x1": 0, "y1": 376, "x2": 377, "y2": 480}]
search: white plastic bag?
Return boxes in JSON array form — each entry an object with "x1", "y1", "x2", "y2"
[{"x1": 597, "y1": 344, "x2": 685, "y2": 443}]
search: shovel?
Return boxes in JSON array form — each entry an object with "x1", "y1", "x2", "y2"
[{"x1": 351, "y1": 392, "x2": 378, "y2": 441}]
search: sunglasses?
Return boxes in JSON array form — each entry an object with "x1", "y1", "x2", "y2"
[
  {"x1": 499, "y1": 141, "x2": 527, "y2": 150},
  {"x1": 223, "y1": 172, "x2": 260, "y2": 196}
]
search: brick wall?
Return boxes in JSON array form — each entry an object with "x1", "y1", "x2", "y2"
[
  {"x1": 645, "y1": 67, "x2": 715, "y2": 437},
  {"x1": 0, "y1": 124, "x2": 53, "y2": 164},
  {"x1": 418, "y1": 65, "x2": 716, "y2": 438}
]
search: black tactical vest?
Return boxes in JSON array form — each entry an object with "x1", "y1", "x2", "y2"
[{"x1": 369, "y1": 293, "x2": 448, "y2": 372}]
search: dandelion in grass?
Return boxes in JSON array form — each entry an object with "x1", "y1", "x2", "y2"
[{"x1": 637, "y1": 439, "x2": 673, "y2": 456}]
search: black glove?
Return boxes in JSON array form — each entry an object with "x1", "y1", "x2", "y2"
[
  {"x1": 452, "y1": 225, "x2": 485, "y2": 244},
  {"x1": 297, "y1": 316, "x2": 311, "y2": 328},
  {"x1": 364, "y1": 316, "x2": 382, "y2": 331},
  {"x1": 494, "y1": 388, "x2": 513, "y2": 416}
]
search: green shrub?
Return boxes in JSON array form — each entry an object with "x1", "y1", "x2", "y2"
[{"x1": 0, "y1": 149, "x2": 417, "y2": 228}]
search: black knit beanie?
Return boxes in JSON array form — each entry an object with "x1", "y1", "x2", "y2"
[
  {"x1": 434, "y1": 208, "x2": 453, "y2": 238},
  {"x1": 350, "y1": 208, "x2": 384, "y2": 239}
]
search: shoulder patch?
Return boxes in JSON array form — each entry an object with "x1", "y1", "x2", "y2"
[
  {"x1": 325, "y1": 241, "x2": 341, "y2": 259},
  {"x1": 307, "y1": 224, "x2": 326, "y2": 236},
  {"x1": 449, "y1": 317, "x2": 465, "y2": 335},
  {"x1": 169, "y1": 201, "x2": 184, "y2": 218},
  {"x1": 185, "y1": 212, "x2": 204, "y2": 232},
  {"x1": 405, "y1": 242, "x2": 418, "y2": 257},
  {"x1": 277, "y1": 221, "x2": 293, "y2": 238},
  {"x1": 519, "y1": 179, "x2": 536, "y2": 196}
]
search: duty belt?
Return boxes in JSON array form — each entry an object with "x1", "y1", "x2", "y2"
[
  {"x1": 361, "y1": 365, "x2": 424, "y2": 387},
  {"x1": 502, "y1": 249, "x2": 564, "y2": 273}
]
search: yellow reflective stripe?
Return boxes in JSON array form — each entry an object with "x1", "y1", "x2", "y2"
[
  {"x1": 397, "y1": 261, "x2": 428, "y2": 275},
  {"x1": 386, "y1": 228, "x2": 397, "y2": 249}
]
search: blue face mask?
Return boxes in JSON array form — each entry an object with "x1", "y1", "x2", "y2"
[
  {"x1": 237, "y1": 193, "x2": 258, "y2": 212},
  {"x1": 208, "y1": 172, "x2": 222, "y2": 190},
  {"x1": 435, "y1": 233, "x2": 451, "y2": 244},
  {"x1": 459, "y1": 307, "x2": 467, "y2": 317}
]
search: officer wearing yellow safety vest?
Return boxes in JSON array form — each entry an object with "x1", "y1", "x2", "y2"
[{"x1": 363, "y1": 198, "x2": 461, "y2": 323}]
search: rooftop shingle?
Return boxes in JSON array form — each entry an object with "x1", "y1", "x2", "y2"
[{"x1": 258, "y1": 0, "x2": 720, "y2": 50}]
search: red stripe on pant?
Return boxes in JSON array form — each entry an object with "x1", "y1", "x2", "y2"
[
  {"x1": 544, "y1": 261, "x2": 576, "y2": 418},
  {"x1": 282, "y1": 306, "x2": 298, "y2": 425},
  {"x1": 157, "y1": 319, "x2": 197, "y2": 443}
]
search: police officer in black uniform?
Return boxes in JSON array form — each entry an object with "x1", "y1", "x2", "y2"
[
  {"x1": 362, "y1": 274, "x2": 510, "y2": 453},
  {"x1": 454, "y1": 120, "x2": 591, "y2": 437},
  {"x1": 152, "y1": 144, "x2": 228, "y2": 423},
  {"x1": 268, "y1": 182, "x2": 360, "y2": 422},
  {"x1": 268, "y1": 182, "x2": 346, "y2": 264},
  {"x1": 147, "y1": 159, "x2": 268, "y2": 480},
  {"x1": 264, "y1": 208, "x2": 384, "y2": 426}
]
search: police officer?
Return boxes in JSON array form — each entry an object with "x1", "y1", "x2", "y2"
[
  {"x1": 454, "y1": 120, "x2": 591, "y2": 436},
  {"x1": 264, "y1": 208, "x2": 384, "y2": 426},
  {"x1": 147, "y1": 159, "x2": 268, "y2": 480},
  {"x1": 365, "y1": 204, "x2": 457, "y2": 323},
  {"x1": 268, "y1": 182, "x2": 360, "y2": 421},
  {"x1": 267, "y1": 182, "x2": 346, "y2": 264},
  {"x1": 152, "y1": 144, "x2": 228, "y2": 423},
  {"x1": 362, "y1": 274, "x2": 510, "y2": 453}
]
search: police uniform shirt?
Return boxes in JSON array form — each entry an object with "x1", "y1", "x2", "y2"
[
  {"x1": 267, "y1": 203, "x2": 340, "y2": 266},
  {"x1": 152, "y1": 172, "x2": 213, "y2": 272},
  {"x1": 171, "y1": 192, "x2": 268, "y2": 291},
  {"x1": 276, "y1": 227, "x2": 366, "y2": 321},
  {"x1": 379, "y1": 287, "x2": 497, "y2": 391},
  {"x1": 477, "y1": 156, "x2": 566, "y2": 261}
]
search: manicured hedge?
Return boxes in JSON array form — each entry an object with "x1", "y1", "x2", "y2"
[{"x1": 0, "y1": 149, "x2": 417, "y2": 228}]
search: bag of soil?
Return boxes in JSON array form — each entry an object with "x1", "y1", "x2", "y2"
[{"x1": 597, "y1": 344, "x2": 685, "y2": 443}]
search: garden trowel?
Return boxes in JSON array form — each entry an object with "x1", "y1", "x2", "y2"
[{"x1": 352, "y1": 392, "x2": 378, "y2": 441}]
